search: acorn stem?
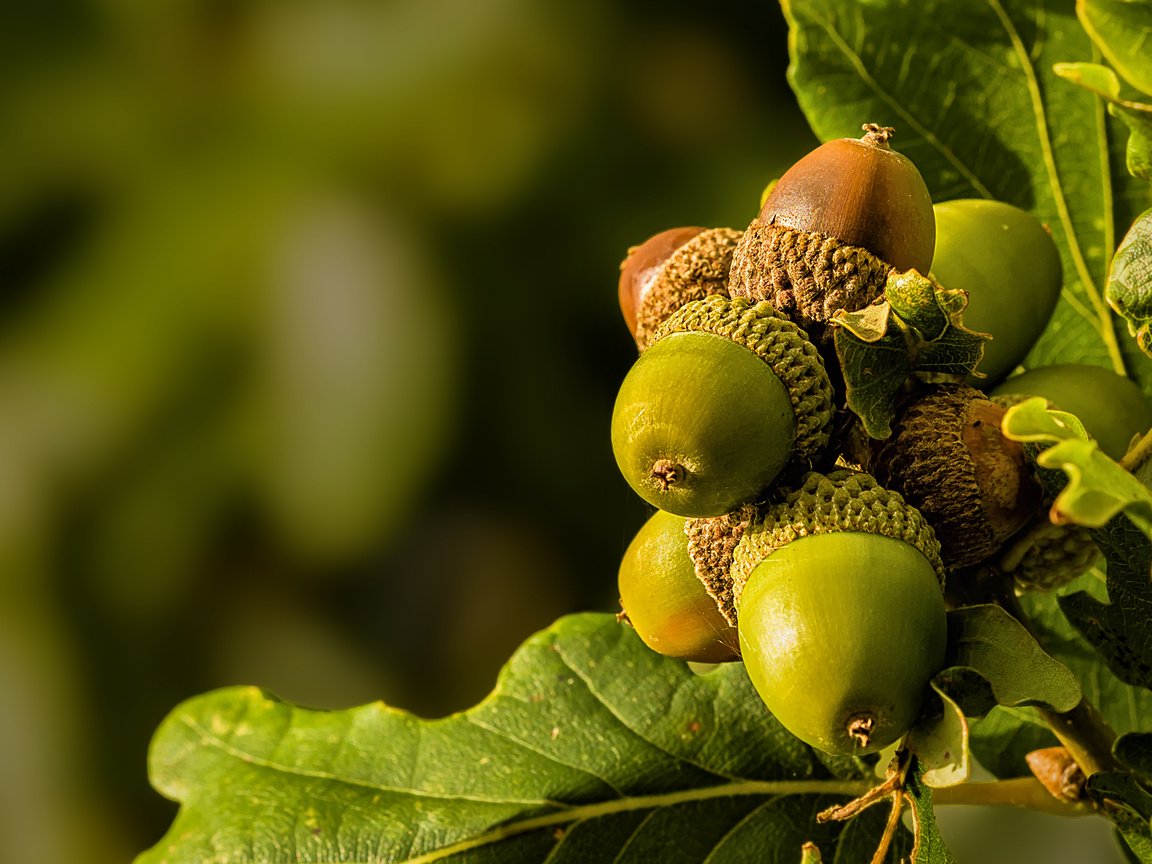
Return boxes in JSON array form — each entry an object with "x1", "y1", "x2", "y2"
[
  {"x1": 932, "y1": 778, "x2": 1090, "y2": 817},
  {"x1": 650, "y1": 459, "x2": 682, "y2": 491},
  {"x1": 847, "y1": 712, "x2": 877, "y2": 750},
  {"x1": 870, "y1": 792, "x2": 905, "y2": 864},
  {"x1": 861, "y1": 123, "x2": 895, "y2": 148}
]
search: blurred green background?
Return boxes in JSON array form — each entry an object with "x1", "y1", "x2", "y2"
[{"x1": 0, "y1": 1, "x2": 814, "y2": 860}]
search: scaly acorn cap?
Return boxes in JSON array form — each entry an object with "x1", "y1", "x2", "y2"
[
  {"x1": 868, "y1": 384, "x2": 1043, "y2": 570},
  {"x1": 684, "y1": 504, "x2": 758, "y2": 628},
  {"x1": 651, "y1": 294, "x2": 835, "y2": 468},
  {"x1": 1010, "y1": 523, "x2": 1100, "y2": 591},
  {"x1": 730, "y1": 470, "x2": 944, "y2": 608},
  {"x1": 628, "y1": 227, "x2": 744, "y2": 351},
  {"x1": 727, "y1": 221, "x2": 892, "y2": 338}
]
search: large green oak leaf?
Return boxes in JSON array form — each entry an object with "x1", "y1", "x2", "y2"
[{"x1": 136, "y1": 614, "x2": 916, "y2": 863}]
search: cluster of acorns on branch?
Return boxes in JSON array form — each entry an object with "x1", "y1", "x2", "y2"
[{"x1": 611, "y1": 124, "x2": 1152, "y2": 757}]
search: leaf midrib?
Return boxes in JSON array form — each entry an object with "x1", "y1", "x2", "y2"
[
  {"x1": 984, "y1": 0, "x2": 1126, "y2": 375},
  {"x1": 175, "y1": 711, "x2": 871, "y2": 864},
  {"x1": 398, "y1": 778, "x2": 870, "y2": 864}
]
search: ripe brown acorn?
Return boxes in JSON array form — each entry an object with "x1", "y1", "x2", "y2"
[
  {"x1": 618, "y1": 226, "x2": 743, "y2": 350},
  {"x1": 729, "y1": 124, "x2": 935, "y2": 339},
  {"x1": 865, "y1": 383, "x2": 1044, "y2": 569}
]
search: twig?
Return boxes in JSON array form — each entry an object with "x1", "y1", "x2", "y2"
[
  {"x1": 933, "y1": 777, "x2": 1090, "y2": 817},
  {"x1": 1120, "y1": 426, "x2": 1152, "y2": 474}
]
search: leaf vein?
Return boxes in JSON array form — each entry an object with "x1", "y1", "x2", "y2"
[
  {"x1": 983, "y1": 0, "x2": 1125, "y2": 373},
  {"x1": 176, "y1": 714, "x2": 558, "y2": 807},
  {"x1": 551, "y1": 645, "x2": 752, "y2": 785},
  {"x1": 462, "y1": 713, "x2": 628, "y2": 798},
  {"x1": 802, "y1": 4, "x2": 993, "y2": 198}
]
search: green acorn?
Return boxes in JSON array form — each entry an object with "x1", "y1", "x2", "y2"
[
  {"x1": 611, "y1": 295, "x2": 834, "y2": 518},
  {"x1": 617, "y1": 509, "x2": 741, "y2": 663},
  {"x1": 731, "y1": 470, "x2": 946, "y2": 756}
]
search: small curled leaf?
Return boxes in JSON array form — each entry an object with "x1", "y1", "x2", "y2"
[
  {"x1": 1002, "y1": 397, "x2": 1152, "y2": 533},
  {"x1": 905, "y1": 681, "x2": 970, "y2": 789},
  {"x1": 1054, "y1": 63, "x2": 1152, "y2": 182},
  {"x1": 936, "y1": 604, "x2": 1082, "y2": 716},
  {"x1": 1108, "y1": 208, "x2": 1152, "y2": 356},
  {"x1": 832, "y1": 270, "x2": 990, "y2": 439}
]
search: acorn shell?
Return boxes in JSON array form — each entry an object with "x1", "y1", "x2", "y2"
[
  {"x1": 652, "y1": 295, "x2": 835, "y2": 467},
  {"x1": 728, "y1": 126, "x2": 935, "y2": 339},
  {"x1": 738, "y1": 530, "x2": 947, "y2": 755},
  {"x1": 761, "y1": 127, "x2": 935, "y2": 274},
  {"x1": 930, "y1": 199, "x2": 1062, "y2": 386},
  {"x1": 991, "y1": 364, "x2": 1152, "y2": 461}
]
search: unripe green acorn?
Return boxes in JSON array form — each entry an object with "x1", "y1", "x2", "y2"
[
  {"x1": 611, "y1": 295, "x2": 835, "y2": 517},
  {"x1": 731, "y1": 471, "x2": 946, "y2": 755},
  {"x1": 866, "y1": 384, "x2": 1044, "y2": 569},
  {"x1": 930, "y1": 199, "x2": 1062, "y2": 385},
  {"x1": 617, "y1": 509, "x2": 740, "y2": 663},
  {"x1": 729, "y1": 124, "x2": 935, "y2": 338},
  {"x1": 991, "y1": 363, "x2": 1152, "y2": 460},
  {"x1": 618, "y1": 227, "x2": 743, "y2": 350}
]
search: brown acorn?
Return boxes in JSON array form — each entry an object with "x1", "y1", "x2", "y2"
[
  {"x1": 729, "y1": 124, "x2": 935, "y2": 339},
  {"x1": 618, "y1": 226, "x2": 743, "y2": 350},
  {"x1": 865, "y1": 384, "x2": 1044, "y2": 569}
]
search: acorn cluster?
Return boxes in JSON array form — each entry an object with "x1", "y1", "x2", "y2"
[{"x1": 610, "y1": 123, "x2": 1150, "y2": 756}]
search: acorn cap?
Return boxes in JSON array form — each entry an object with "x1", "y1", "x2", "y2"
[
  {"x1": 869, "y1": 384, "x2": 1043, "y2": 569},
  {"x1": 630, "y1": 227, "x2": 743, "y2": 350},
  {"x1": 1010, "y1": 523, "x2": 1100, "y2": 591},
  {"x1": 728, "y1": 220, "x2": 892, "y2": 337},
  {"x1": 684, "y1": 504, "x2": 758, "y2": 628},
  {"x1": 652, "y1": 294, "x2": 835, "y2": 467},
  {"x1": 730, "y1": 470, "x2": 944, "y2": 606}
]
